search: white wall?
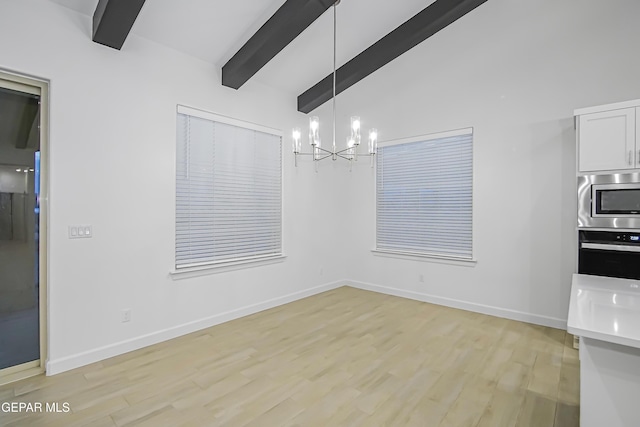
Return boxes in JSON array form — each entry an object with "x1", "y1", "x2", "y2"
[
  {"x1": 336, "y1": 0, "x2": 640, "y2": 326},
  {"x1": 0, "y1": 0, "x2": 348, "y2": 373}
]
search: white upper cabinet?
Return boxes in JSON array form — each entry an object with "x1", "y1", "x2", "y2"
[
  {"x1": 575, "y1": 100, "x2": 640, "y2": 173},
  {"x1": 578, "y1": 108, "x2": 635, "y2": 172}
]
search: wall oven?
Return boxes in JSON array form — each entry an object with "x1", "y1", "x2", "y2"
[
  {"x1": 578, "y1": 172, "x2": 640, "y2": 229},
  {"x1": 578, "y1": 230, "x2": 640, "y2": 280}
]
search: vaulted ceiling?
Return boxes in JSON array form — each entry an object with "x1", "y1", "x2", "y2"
[{"x1": 48, "y1": 0, "x2": 487, "y2": 112}]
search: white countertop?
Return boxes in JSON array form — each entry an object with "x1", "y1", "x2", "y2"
[{"x1": 568, "y1": 274, "x2": 640, "y2": 349}]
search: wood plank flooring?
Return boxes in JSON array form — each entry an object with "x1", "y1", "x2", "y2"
[{"x1": 0, "y1": 287, "x2": 579, "y2": 426}]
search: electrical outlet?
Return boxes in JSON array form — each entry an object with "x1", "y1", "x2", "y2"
[
  {"x1": 121, "y1": 309, "x2": 131, "y2": 323},
  {"x1": 419, "y1": 274, "x2": 425, "y2": 283},
  {"x1": 319, "y1": 267, "x2": 324, "y2": 276}
]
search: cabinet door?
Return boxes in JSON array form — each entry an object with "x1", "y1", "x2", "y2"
[{"x1": 579, "y1": 108, "x2": 636, "y2": 172}]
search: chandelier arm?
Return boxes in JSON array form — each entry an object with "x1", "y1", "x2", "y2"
[
  {"x1": 315, "y1": 153, "x2": 334, "y2": 161},
  {"x1": 296, "y1": 152, "x2": 374, "y2": 162},
  {"x1": 334, "y1": 146, "x2": 355, "y2": 155},
  {"x1": 296, "y1": 151, "x2": 376, "y2": 157},
  {"x1": 314, "y1": 146, "x2": 334, "y2": 154}
]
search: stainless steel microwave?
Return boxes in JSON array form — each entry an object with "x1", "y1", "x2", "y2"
[{"x1": 578, "y1": 173, "x2": 640, "y2": 229}]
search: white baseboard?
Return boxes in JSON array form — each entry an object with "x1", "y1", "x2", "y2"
[
  {"x1": 346, "y1": 280, "x2": 567, "y2": 330},
  {"x1": 47, "y1": 278, "x2": 567, "y2": 375},
  {"x1": 46, "y1": 280, "x2": 344, "y2": 375}
]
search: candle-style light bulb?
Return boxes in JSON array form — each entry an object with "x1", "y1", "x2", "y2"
[
  {"x1": 292, "y1": 128, "x2": 301, "y2": 153},
  {"x1": 350, "y1": 116, "x2": 361, "y2": 146},
  {"x1": 368, "y1": 128, "x2": 378, "y2": 154},
  {"x1": 309, "y1": 116, "x2": 320, "y2": 147},
  {"x1": 347, "y1": 137, "x2": 355, "y2": 159}
]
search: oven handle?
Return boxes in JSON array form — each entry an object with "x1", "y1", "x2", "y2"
[{"x1": 581, "y1": 242, "x2": 640, "y2": 252}]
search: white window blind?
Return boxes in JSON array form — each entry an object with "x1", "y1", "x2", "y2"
[
  {"x1": 176, "y1": 106, "x2": 282, "y2": 269},
  {"x1": 376, "y1": 128, "x2": 473, "y2": 259}
]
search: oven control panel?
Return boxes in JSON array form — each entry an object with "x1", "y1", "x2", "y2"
[
  {"x1": 580, "y1": 230, "x2": 640, "y2": 245},
  {"x1": 614, "y1": 234, "x2": 640, "y2": 243}
]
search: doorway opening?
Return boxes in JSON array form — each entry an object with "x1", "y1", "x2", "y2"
[{"x1": 0, "y1": 70, "x2": 48, "y2": 385}]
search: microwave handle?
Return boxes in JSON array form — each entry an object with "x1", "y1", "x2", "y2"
[{"x1": 582, "y1": 242, "x2": 640, "y2": 252}]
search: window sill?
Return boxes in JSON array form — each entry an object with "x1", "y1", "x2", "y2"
[
  {"x1": 170, "y1": 254, "x2": 287, "y2": 279},
  {"x1": 371, "y1": 249, "x2": 477, "y2": 266}
]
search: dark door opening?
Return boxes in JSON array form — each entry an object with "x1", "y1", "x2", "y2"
[{"x1": 0, "y1": 83, "x2": 41, "y2": 372}]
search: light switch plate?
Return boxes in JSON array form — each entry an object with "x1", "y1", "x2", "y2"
[{"x1": 69, "y1": 225, "x2": 92, "y2": 239}]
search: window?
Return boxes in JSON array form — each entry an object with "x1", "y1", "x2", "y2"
[
  {"x1": 175, "y1": 106, "x2": 282, "y2": 269},
  {"x1": 376, "y1": 128, "x2": 473, "y2": 260}
]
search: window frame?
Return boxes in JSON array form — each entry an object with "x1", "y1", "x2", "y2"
[
  {"x1": 373, "y1": 127, "x2": 475, "y2": 263},
  {"x1": 172, "y1": 105, "x2": 285, "y2": 275}
]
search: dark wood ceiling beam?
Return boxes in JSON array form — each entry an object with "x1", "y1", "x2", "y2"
[
  {"x1": 222, "y1": 0, "x2": 336, "y2": 90},
  {"x1": 92, "y1": 0, "x2": 146, "y2": 50},
  {"x1": 297, "y1": 0, "x2": 488, "y2": 113}
]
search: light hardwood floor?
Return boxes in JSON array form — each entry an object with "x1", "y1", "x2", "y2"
[{"x1": 0, "y1": 287, "x2": 579, "y2": 426}]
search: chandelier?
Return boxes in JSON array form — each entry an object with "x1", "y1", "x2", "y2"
[{"x1": 292, "y1": 0, "x2": 378, "y2": 169}]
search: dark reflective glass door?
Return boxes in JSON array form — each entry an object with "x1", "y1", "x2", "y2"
[{"x1": 0, "y1": 83, "x2": 40, "y2": 372}]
